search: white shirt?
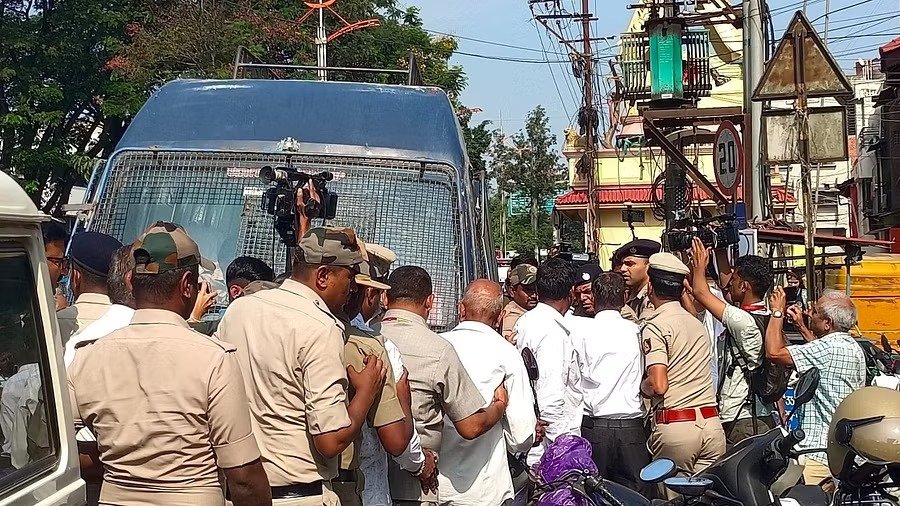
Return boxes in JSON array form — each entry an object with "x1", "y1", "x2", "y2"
[
  {"x1": 575, "y1": 310, "x2": 644, "y2": 419},
  {"x1": 351, "y1": 314, "x2": 425, "y2": 506},
  {"x1": 703, "y1": 284, "x2": 726, "y2": 390},
  {"x1": 64, "y1": 304, "x2": 135, "y2": 367},
  {"x1": 438, "y1": 321, "x2": 536, "y2": 505},
  {"x1": 719, "y1": 304, "x2": 771, "y2": 421},
  {"x1": 0, "y1": 363, "x2": 41, "y2": 468},
  {"x1": 514, "y1": 303, "x2": 583, "y2": 464}
]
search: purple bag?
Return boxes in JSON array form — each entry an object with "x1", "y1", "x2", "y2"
[{"x1": 534, "y1": 435, "x2": 598, "y2": 506}]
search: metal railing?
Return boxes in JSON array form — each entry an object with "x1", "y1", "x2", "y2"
[{"x1": 618, "y1": 28, "x2": 712, "y2": 101}]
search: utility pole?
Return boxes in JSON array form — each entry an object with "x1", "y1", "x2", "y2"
[
  {"x1": 744, "y1": 0, "x2": 766, "y2": 220},
  {"x1": 581, "y1": 0, "x2": 598, "y2": 255},
  {"x1": 792, "y1": 21, "x2": 818, "y2": 302},
  {"x1": 532, "y1": 0, "x2": 599, "y2": 253}
]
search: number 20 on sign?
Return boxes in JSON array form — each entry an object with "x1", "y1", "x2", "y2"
[{"x1": 713, "y1": 121, "x2": 743, "y2": 196}]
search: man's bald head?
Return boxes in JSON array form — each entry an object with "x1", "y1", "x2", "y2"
[{"x1": 459, "y1": 279, "x2": 504, "y2": 325}]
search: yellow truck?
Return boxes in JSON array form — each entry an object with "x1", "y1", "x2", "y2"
[{"x1": 828, "y1": 253, "x2": 900, "y2": 343}]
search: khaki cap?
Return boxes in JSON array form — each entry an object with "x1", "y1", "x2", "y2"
[
  {"x1": 356, "y1": 241, "x2": 395, "y2": 290},
  {"x1": 648, "y1": 252, "x2": 690, "y2": 276},
  {"x1": 132, "y1": 221, "x2": 212, "y2": 275},
  {"x1": 508, "y1": 264, "x2": 537, "y2": 286},
  {"x1": 297, "y1": 227, "x2": 364, "y2": 267}
]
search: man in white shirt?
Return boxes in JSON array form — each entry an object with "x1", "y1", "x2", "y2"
[
  {"x1": 577, "y1": 272, "x2": 654, "y2": 498},
  {"x1": 439, "y1": 279, "x2": 536, "y2": 506},
  {"x1": 514, "y1": 258, "x2": 583, "y2": 464}
]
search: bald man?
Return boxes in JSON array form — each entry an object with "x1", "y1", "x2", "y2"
[{"x1": 438, "y1": 280, "x2": 536, "y2": 505}]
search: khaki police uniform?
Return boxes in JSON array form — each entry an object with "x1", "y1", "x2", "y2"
[
  {"x1": 57, "y1": 293, "x2": 111, "y2": 344},
  {"x1": 334, "y1": 319, "x2": 404, "y2": 505},
  {"x1": 380, "y1": 309, "x2": 486, "y2": 505},
  {"x1": 622, "y1": 284, "x2": 653, "y2": 323},
  {"x1": 333, "y1": 244, "x2": 406, "y2": 506},
  {"x1": 67, "y1": 223, "x2": 261, "y2": 506},
  {"x1": 501, "y1": 264, "x2": 537, "y2": 340},
  {"x1": 216, "y1": 227, "x2": 366, "y2": 506},
  {"x1": 641, "y1": 253, "x2": 725, "y2": 480}
]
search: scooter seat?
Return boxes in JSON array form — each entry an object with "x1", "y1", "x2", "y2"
[{"x1": 784, "y1": 485, "x2": 829, "y2": 506}]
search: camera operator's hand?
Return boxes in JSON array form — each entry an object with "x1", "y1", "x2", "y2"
[
  {"x1": 787, "y1": 304, "x2": 816, "y2": 342},
  {"x1": 690, "y1": 237, "x2": 710, "y2": 272},
  {"x1": 295, "y1": 180, "x2": 321, "y2": 238}
]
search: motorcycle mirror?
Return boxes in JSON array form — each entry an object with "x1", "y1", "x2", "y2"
[
  {"x1": 792, "y1": 367, "x2": 820, "y2": 407},
  {"x1": 882, "y1": 334, "x2": 893, "y2": 354},
  {"x1": 521, "y1": 348, "x2": 539, "y2": 382},
  {"x1": 639, "y1": 459, "x2": 677, "y2": 484},
  {"x1": 663, "y1": 477, "x2": 714, "y2": 497}
]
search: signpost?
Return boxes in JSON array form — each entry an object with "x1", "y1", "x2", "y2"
[
  {"x1": 752, "y1": 11, "x2": 853, "y2": 302},
  {"x1": 713, "y1": 121, "x2": 743, "y2": 197}
]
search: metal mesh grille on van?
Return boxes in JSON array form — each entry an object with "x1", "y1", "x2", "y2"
[{"x1": 89, "y1": 151, "x2": 464, "y2": 329}]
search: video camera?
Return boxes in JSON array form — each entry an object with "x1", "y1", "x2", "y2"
[
  {"x1": 663, "y1": 214, "x2": 740, "y2": 252},
  {"x1": 259, "y1": 166, "x2": 339, "y2": 247}
]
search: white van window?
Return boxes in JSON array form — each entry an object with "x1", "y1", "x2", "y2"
[{"x1": 0, "y1": 245, "x2": 58, "y2": 492}]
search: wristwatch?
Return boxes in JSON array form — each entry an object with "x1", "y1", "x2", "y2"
[{"x1": 772, "y1": 310, "x2": 784, "y2": 318}]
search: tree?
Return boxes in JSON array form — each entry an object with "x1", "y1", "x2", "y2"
[
  {"x1": 1, "y1": 0, "x2": 488, "y2": 214},
  {"x1": 488, "y1": 105, "x2": 565, "y2": 258}
]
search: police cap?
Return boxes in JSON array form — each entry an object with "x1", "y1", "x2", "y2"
[
  {"x1": 69, "y1": 231, "x2": 123, "y2": 278},
  {"x1": 575, "y1": 263, "x2": 603, "y2": 287},
  {"x1": 648, "y1": 252, "x2": 690, "y2": 276},
  {"x1": 615, "y1": 239, "x2": 662, "y2": 261}
]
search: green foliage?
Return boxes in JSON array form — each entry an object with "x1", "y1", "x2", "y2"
[
  {"x1": 1, "y1": 0, "x2": 487, "y2": 215},
  {"x1": 488, "y1": 105, "x2": 565, "y2": 256}
]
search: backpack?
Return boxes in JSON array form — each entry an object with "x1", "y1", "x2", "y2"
[{"x1": 724, "y1": 312, "x2": 792, "y2": 405}]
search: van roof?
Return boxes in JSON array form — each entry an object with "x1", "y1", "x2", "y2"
[
  {"x1": 115, "y1": 79, "x2": 470, "y2": 169},
  {"x1": 0, "y1": 171, "x2": 44, "y2": 223}
]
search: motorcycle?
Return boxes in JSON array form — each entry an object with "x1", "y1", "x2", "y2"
[
  {"x1": 639, "y1": 367, "x2": 826, "y2": 506},
  {"x1": 869, "y1": 335, "x2": 900, "y2": 390}
]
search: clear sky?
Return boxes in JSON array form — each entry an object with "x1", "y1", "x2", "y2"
[{"x1": 413, "y1": 0, "x2": 900, "y2": 150}]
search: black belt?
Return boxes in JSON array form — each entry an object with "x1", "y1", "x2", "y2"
[
  {"x1": 582, "y1": 415, "x2": 645, "y2": 429},
  {"x1": 334, "y1": 469, "x2": 357, "y2": 483},
  {"x1": 227, "y1": 481, "x2": 323, "y2": 500}
]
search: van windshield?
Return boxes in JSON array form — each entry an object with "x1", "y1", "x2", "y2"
[{"x1": 90, "y1": 152, "x2": 465, "y2": 328}]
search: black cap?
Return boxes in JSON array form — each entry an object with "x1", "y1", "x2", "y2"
[
  {"x1": 575, "y1": 263, "x2": 603, "y2": 286},
  {"x1": 68, "y1": 231, "x2": 123, "y2": 278},
  {"x1": 614, "y1": 239, "x2": 662, "y2": 261}
]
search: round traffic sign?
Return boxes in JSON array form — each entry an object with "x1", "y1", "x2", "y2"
[{"x1": 713, "y1": 121, "x2": 743, "y2": 195}]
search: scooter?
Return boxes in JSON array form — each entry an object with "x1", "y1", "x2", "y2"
[
  {"x1": 871, "y1": 335, "x2": 900, "y2": 390},
  {"x1": 639, "y1": 368, "x2": 827, "y2": 506}
]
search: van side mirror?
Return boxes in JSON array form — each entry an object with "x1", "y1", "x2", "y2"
[
  {"x1": 640, "y1": 458, "x2": 677, "y2": 484},
  {"x1": 793, "y1": 368, "x2": 820, "y2": 406}
]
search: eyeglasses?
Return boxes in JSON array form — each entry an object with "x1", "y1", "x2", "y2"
[{"x1": 47, "y1": 256, "x2": 68, "y2": 270}]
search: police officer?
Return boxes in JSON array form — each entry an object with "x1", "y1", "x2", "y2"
[
  {"x1": 614, "y1": 239, "x2": 662, "y2": 322},
  {"x1": 573, "y1": 263, "x2": 602, "y2": 317},
  {"x1": 334, "y1": 242, "x2": 413, "y2": 505},
  {"x1": 501, "y1": 264, "x2": 537, "y2": 342},
  {"x1": 67, "y1": 221, "x2": 271, "y2": 506},
  {"x1": 57, "y1": 231, "x2": 122, "y2": 343},
  {"x1": 640, "y1": 253, "x2": 725, "y2": 482},
  {"x1": 216, "y1": 227, "x2": 387, "y2": 505}
]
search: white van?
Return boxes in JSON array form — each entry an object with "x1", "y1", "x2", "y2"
[{"x1": 0, "y1": 171, "x2": 84, "y2": 505}]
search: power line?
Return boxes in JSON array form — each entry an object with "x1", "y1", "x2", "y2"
[
  {"x1": 811, "y1": 0, "x2": 877, "y2": 23},
  {"x1": 453, "y1": 51, "x2": 571, "y2": 64},
  {"x1": 533, "y1": 20, "x2": 575, "y2": 125},
  {"x1": 424, "y1": 29, "x2": 569, "y2": 56}
]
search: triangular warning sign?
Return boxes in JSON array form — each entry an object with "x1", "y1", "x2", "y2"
[{"x1": 752, "y1": 11, "x2": 853, "y2": 101}]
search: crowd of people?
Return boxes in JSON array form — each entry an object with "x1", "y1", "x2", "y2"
[{"x1": 7, "y1": 207, "x2": 869, "y2": 506}]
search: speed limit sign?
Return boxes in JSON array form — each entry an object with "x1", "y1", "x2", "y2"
[{"x1": 713, "y1": 121, "x2": 743, "y2": 196}]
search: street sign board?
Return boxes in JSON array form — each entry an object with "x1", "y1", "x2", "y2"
[
  {"x1": 762, "y1": 107, "x2": 849, "y2": 164},
  {"x1": 713, "y1": 121, "x2": 742, "y2": 196},
  {"x1": 752, "y1": 11, "x2": 852, "y2": 101}
]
